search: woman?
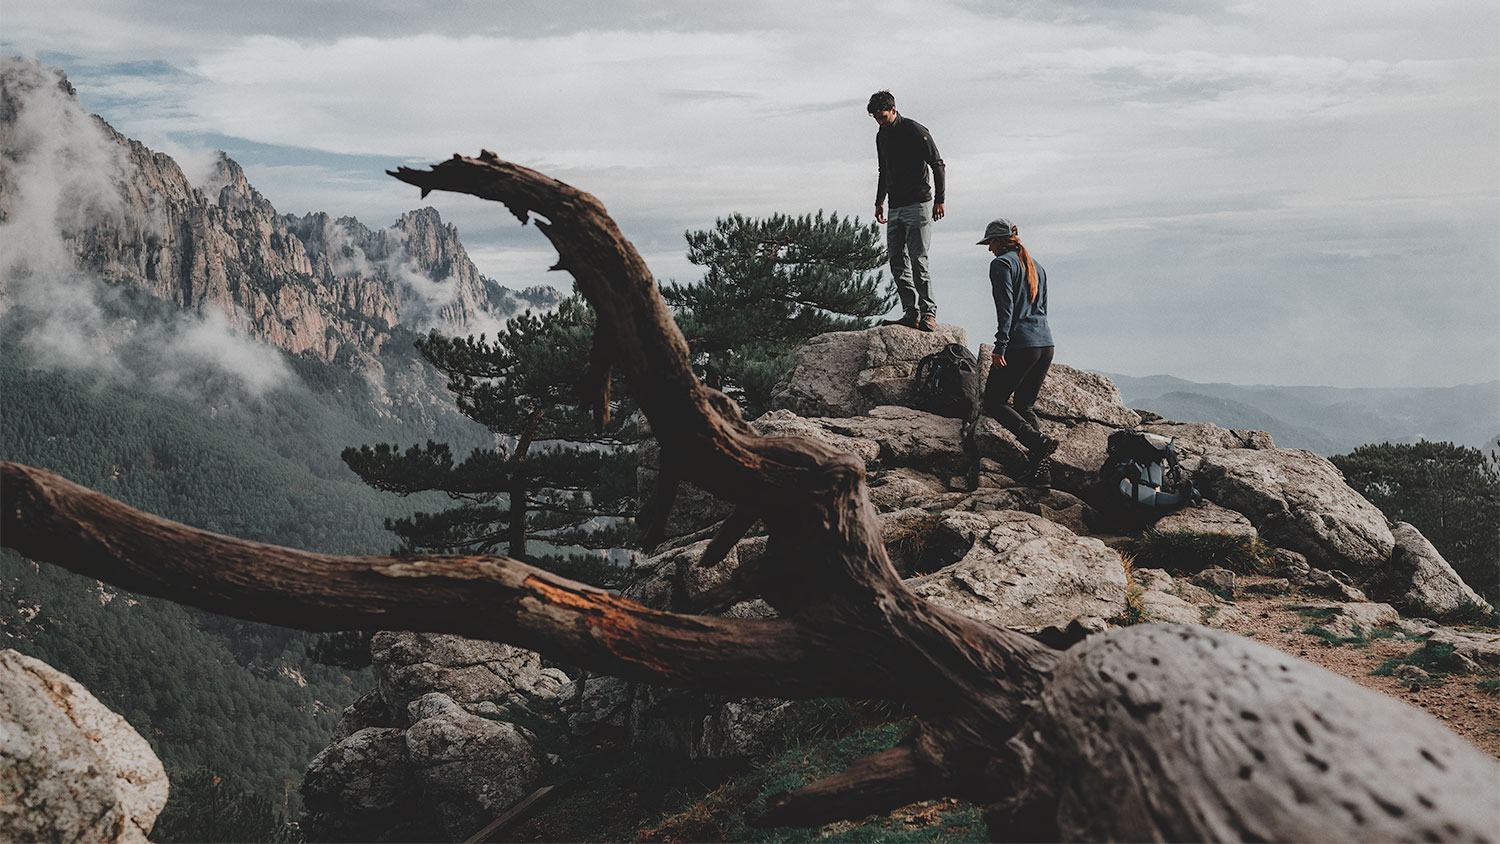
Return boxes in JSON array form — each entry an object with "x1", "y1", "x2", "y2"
[{"x1": 978, "y1": 218, "x2": 1058, "y2": 479}]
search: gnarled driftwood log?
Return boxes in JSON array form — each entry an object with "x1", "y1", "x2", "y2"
[{"x1": 2, "y1": 153, "x2": 1495, "y2": 841}]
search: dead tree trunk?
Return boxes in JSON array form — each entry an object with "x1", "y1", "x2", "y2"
[{"x1": 3, "y1": 152, "x2": 1495, "y2": 841}]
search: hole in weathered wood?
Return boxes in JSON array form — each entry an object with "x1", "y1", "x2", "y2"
[
  {"x1": 1294, "y1": 721, "x2": 1313, "y2": 744},
  {"x1": 1304, "y1": 752, "x2": 1329, "y2": 773},
  {"x1": 1240, "y1": 710, "x2": 1261, "y2": 722}
]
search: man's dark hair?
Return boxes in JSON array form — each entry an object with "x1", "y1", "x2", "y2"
[{"x1": 867, "y1": 90, "x2": 895, "y2": 115}]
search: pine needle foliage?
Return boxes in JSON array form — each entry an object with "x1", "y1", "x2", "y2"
[
  {"x1": 1331, "y1": 440, "x2": 1500, "y2": 604},
  {"x1": 342, "y1": 295, "x2": 639, "y2": 568},
  {"x1": 662, "y1": 212, "x2": 894, "y2": 417}
]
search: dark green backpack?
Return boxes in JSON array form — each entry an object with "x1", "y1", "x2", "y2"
[{"x1": 912, "y1": 343, "x2": 979, "y2": 420}]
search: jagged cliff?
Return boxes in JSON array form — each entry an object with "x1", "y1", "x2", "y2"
[{"x1": 0, "y1": 57, "x2": 558, "y2": 390}]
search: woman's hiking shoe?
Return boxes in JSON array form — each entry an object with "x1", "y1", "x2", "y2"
[
  {"x1": 917, "y1": 316, "x2": 938, "y2": 332},
  {"x1": 1027, "y1": 456, "x2": 1054, "y2": 486},
  {"x1": 1025, "y1": 434, "x2": 1059, "y2": 476}
]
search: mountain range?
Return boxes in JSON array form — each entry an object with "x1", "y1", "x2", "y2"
[{"x1": 1106, "y1": 373, "x2": 1500, "y2": 456}]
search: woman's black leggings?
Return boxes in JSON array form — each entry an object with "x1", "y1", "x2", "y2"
[{"x1": 981, "y1": 345, "x2": 1054, "y2": 448}]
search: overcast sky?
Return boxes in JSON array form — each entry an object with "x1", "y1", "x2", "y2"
[{"x1": 6, "y1": 0, "x2": 1497, "y2": 388}]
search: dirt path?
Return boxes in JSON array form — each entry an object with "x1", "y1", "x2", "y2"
[{"x1": 1210, "y1": 584, "x2": 1500, "y2": 759}]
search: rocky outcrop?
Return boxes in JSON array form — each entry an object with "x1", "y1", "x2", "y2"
[
  {"x1": 1377, "y1": 522, "x2": 1491, "y2": 613},
  {"x1": 1153, "y1": 500, "x2": 1257, "y2": 536},
  {"x1": 0, "y1": 649, "x2": 168, "y2": 843},
  {"x1": 403, "y1": 693, "x2": 544, "y2": 840},
  {"x1": 1195, "y1": 447, "x2": 1395, "y2": 578},
  {"x1": 907, "y1": 510, "x2": 1127, "y2": 631},
  {"x1": 301, "y1": 633, "x2": 564, "y2": 842},
  {"x1": 371, "y1": 631, "x2": 567, "y2": 719},
  {"x1": 1031, "y1": 364, "x2": 1142, "y2": 428},
  {"x1": 766, "y1": 323, "x2": 968, "y2": 417},
  {"x1": 302, "y1": 727, "x2": 434, "y2": 843}
]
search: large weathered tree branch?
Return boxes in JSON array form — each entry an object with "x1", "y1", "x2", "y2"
[{"x1": 0, "y1": 461, "x2": 872, "y2": 700}]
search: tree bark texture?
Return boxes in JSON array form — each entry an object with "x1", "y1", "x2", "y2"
[{"x1": 3, "y1": 152, "x2": 1496, "y2": 841}]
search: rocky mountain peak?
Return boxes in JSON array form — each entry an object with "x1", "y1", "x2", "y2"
[{"x1": 0, "y1": 56, "x2": 554, "y2": 380}]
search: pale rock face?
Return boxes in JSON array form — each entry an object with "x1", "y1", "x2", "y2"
[
  {"x1": 0, "y1": 649, "x2": 168, "y2": 844},
  {"x1": 1381, "y1": 522, "x2": 1490, "y2": 613},
  {"x1": 370, "y1": 631, "x2": 561, "y2": 720},
  {"x1": 1030, "y1": 363, "x2": 1142, "y2": 429},
  {"x1": 1139, "y1": 421, "x2": 1275, "y2": 455},
  {"x1": 1195, "y1": 447, "x2": 1395, "y2": 579},
  {"x1": 766, "y1": 323, "x2": 968, "y2": 417},
  {"x1": 301, "y1": 726, "x2": 433, "y2": 843},
  {"x1": 907, "y1": 510, "x2": 1128, "y2": 631},
  {"x1": 403, "y1": 693, "x2": 544, "y2": 841},
  {"x1": 756, "y1": 405, "x2": 967, "y2": 475},
  {"x1": 1136, "y1": 589, "x2": 1206, "y2": 625},
  {"x1": 1426, "y1": 628, "x2": 1500, "y2": 669},
  {"x1": 868, "y1": 466, "x2": 951, "y2": 511},
  {"x1": 1153, "y1": 501, "x2": 1257, "y2": 537},
  {"x1": 945, "y1": 486, "x2": 1101, "y2": 538},
  {"x1": 1121, "y1": 568, "x2": 1256, "y2": 629},
  {"x1": 751, "y1": 409, "x2": 883, "y2": 465},
  {"x1": 1316, "y1": 603, "x2": 1401, "y2": 640}
]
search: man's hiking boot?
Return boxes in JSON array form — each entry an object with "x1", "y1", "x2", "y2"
[
  {"x1": 881, "y1": 313, "x2": 920, "y2": 329},
  {"x1": 917, "y1": 315, "x2": 938, "y2": 332}
]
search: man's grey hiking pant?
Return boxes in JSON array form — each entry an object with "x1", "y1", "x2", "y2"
[{"x1": 887, "y1": 201, "x2": 934, "y2": 319}]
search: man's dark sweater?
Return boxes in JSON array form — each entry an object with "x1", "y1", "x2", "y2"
[{"x1": 875, "y1": 116, "x2": 945, "y2": 208}]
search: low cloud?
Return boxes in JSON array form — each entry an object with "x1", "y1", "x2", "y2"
[{"x1": 0, "y1": 57, "x2": 291, "y2": 399}]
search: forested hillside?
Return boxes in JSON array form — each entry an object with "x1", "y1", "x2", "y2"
[{"x1": 0, "y1": 325, "x2": 499, "y2": 822}]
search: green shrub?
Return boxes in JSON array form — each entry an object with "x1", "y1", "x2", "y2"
[
  {"x1": 1372, "y1": 641, "x2": 1474, "y2": 680},
  {"x1": 1400, "y1": 599, "x2": 1500, "y2": 631},
  {"x1": 1131, "y1": 530, "x2": 1274, "y2": 575}
]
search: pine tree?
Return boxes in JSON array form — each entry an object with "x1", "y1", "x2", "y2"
[
  {"x1": 342, "y1": 296, "x2": 638, "y2": 577},
  {"x1": 661, "y1": 212, "x2": 892, "y2": 417},
  {"x1": 1331, "y1": 440, "x2": 1500, "y2": 604}
]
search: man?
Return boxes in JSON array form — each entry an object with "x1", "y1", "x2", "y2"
[
  {"x1": 978, "y1": 217, "x2": 1058, "y2": 480},
  {"x1": 868, "y1": 90, "x2": 945, "y2": 332}
]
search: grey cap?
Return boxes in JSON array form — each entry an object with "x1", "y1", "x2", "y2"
[{"x1": 976, "y1": 218, "x2": 1017, "y2": 244}]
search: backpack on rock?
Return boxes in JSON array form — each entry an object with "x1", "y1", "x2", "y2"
[
  {"x1": 1102, "y1": 428, "x2": 1202, "y2": 513},
  {"x1": 912, "y1": 343, "x2": 979, "y2": 420}
]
